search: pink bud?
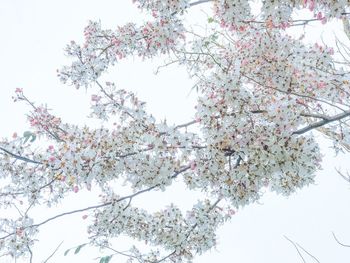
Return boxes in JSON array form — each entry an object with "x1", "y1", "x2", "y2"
[
  {"x1": 82, "y1": 215, "x2": 88, "y2": 220},
  {"x1": 190, "y1": 161, "x2": 197, "y2": 170},
  {"x1": 328, "y1": 47, "x2": 334, "y2": 55},
  {"x1": 73, "y1": 186, "x2": 79, "y2": 193},
  {"x1": 228, "y1": 209, "x2": 236, "y2": 215},
  {"x1": 91, "y1": 94, "x2": 101, "y2": 102},
  {"x1": 309, "y1": 0, "x2": 315, "y2": 11},
  {"x1": 317, "y1": 81, "x2": 326, "y2": 89},
  {"x1": 16, "y1": 228, "x2": 24, "y2": 237}
]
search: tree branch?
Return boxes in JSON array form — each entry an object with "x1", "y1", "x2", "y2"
[
  {"x1": 284, "y1": 236, "x2": 306, "y2": 263},
  {"x1": 332, "y1": 232, "x2": 350, "y2": 248},
  {"x1": 335, "y1": 168, "x2": 350, "y2": 183},
  {"x1": 293, "y1": 110, "x2": 350, "y2": 135},
  {"x1": 0, "y1": 166, "x2": 190, "y2": 241},
  {"x1": 0, "y1": 146, "x2": 42, "y2": 164},
  {"x1": 42, "y1": 241, "x2": 64, "y2": 263},
  {"x1": 189, "y1": 0, "x2": 212, "y2": 8}
]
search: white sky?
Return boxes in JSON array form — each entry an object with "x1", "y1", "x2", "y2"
[{"x1": 1, "y1": 1, "x2": 350, "y2": 262}]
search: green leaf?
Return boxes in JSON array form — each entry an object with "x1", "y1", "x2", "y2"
[
  {"x1": 105, "y1": 256, "x2": 112, "y2": 263},
  {"x1": 22, "y1": 131, "x2": 36, "y2": 143},
  {"x1": 23, "y1": 131, "x2": 32, "y2": 144},
  {"x1": 74, "y1": 243, "x2": 87, "y2": 254},
  {"x1": 29, "y1": 133, "x2": 36, "y2": 142},
  {"x1": 99, "y1": 255, "x2": 112, "y2": 263},
  {"x1": 64, "y1": 248, "x2": 70, "y2": 256},
  {"x1": 208, "y1": 17, "x2": 214, "y2": 23},
  {"x1": 211, "y1": 33, "x2": 219, "y2": 41}
]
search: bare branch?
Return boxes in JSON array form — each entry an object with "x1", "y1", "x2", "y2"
[
  {"x1": 296, "y1": 243, "x2": 320, "y2": 263},
  {"x1": 332, "y1": 232, "x2": 350, "y2": 248},
  {"x1": 335, "y1": 168, "x2": 350, "y2": 183},
  {"x1": 189, "y1": 0, "x2": 212, "y2": 8},
  {"x1": 42, "y1": 241, "x2": 64, "y2": 263},
  {"x1": 27, "y1": 245, "x2": 33, "y2": 263},
  {"x1": 174, "y1": 120, "x2": 197, "y2": 129},
  {"x1": 284, "y1": 236, "x2": 320, "y2": 263},
  {"x1": 284, "y1": 236, "x2": 306, "y2": 263},
  {"x1": 293, "y1": 110, "x2": 350, "y2": 135},
  {"x1": 0, "y1": 146, "x2": 42, "y2": 165}
]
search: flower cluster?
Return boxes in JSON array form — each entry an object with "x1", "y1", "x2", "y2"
[
  {"x1": 89, "y1": 196, "x2": 225, "y2": 261},
  {"x1": 214, "y1": 0, "x2": 349, "y2": 29},
  {"x1": 59, "y1": 18, "x2": 184, "y2": 88},
  {"x1": 133, "y1": 0, "x2": 190, "y2": 17},
  {"x1": 1, "y1": 0, "x2": 350, "y2": 262},
  {"x1": 0, "y1": 216, "x2": 38, "y2": 258}
]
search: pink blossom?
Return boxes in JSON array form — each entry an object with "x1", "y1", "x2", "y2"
[
  {"x1": 16, "y1": 227, "x2": 24, "y2": 237},
  {"x1": 328, "y1": 47, "x2": 334, "y2": 55},
  {"x1": 73, "y1": 185, "x2": 79, "y2": 193},
  {"x1": 317, "y1": 81, "x2": 326, "y2": 89},
  {"x1": 228, "y1": 209, "x2": 236, "y2": 216},
  {"x1": 308, "y1": 0, "x2": 315, "y2": 11},
  {"x1": 190, "y1": 161, "x2": 197, "y2": 170},
  {"x1": 91, "y1": 94, "x2": 101, "y2": 102}
]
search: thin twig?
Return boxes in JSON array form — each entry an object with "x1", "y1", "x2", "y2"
[
  {"x1": 335, "y1": 168, "x2": 350, "y2": 184},
  {"x1": 42, "y1": 241, "x2": 64, "y2": 263},
  {"x1": 332, "y1": 232, "x2": 350, "y2": 248},
  {"x1": 296, "y1": 243, "x2": 320, "y2": 263},
  {"x1": 26, "y1": 243, "x2": 33, "y2": 263},
  {"x1": 284, "y1": 236, "x2": 306, "y2": 263}
]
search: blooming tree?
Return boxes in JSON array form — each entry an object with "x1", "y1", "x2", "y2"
[{"x1": 1, "y1": 0, "x2": 350, "y2": 262}]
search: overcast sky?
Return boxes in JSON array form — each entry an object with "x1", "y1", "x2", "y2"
[{"x1": 1, "y1": 1, "x2": 350, "y2": 263}]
